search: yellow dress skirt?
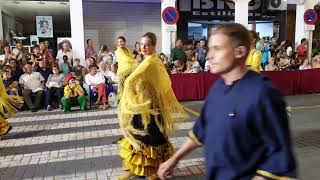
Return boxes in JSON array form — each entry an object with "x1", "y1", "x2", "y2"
[
  {"x1": 0, "y1": 115, "x2": 12, "y2": 138},
  {"x1": 118, "y1": 114, "x2": 175, "y2": 176}
]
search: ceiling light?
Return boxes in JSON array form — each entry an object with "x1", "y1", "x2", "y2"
[
  {"x1": 38, "y1": 1, "x2": 45, "y2": 4},
  {"x1": 12, "y1": 0, "x2": 20, "y2": 4}
]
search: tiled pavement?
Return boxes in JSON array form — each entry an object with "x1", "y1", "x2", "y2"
[
  {"x1": 1, "y1": 95, "x2": 320, "y2": 180},
  {"x1": 0, "y1": 108, "x2": 205, "y2": 180}
]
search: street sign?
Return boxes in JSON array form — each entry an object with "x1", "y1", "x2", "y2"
[
  {"x1": 162, "y1": 6, "x2": 179, "y2": 25},
  {"x1": 304, "y1": 9, "x2": 318, "y2": 25}
]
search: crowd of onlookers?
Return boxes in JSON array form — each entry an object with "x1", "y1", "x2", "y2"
[
  {"x1": 163, "y1": 36, "x2": 320, "y2": 74},
  {"x1": 0, "y1": 39, "x2": 118, "y2": 113},
  {"x1": 0, "y1": 33, "x2": 319, "y2": 113}
]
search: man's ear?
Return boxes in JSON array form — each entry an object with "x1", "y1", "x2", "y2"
[{"x1": 234, "y1": 46, "x2": 248, "y2": 59}]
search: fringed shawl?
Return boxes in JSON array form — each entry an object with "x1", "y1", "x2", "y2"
[
  {"x1": 118, "y1": 53, "x2": 188, "y2": 150},
  {"x1": 0, "y1": 75, "x2": 23, "y2": 116}
]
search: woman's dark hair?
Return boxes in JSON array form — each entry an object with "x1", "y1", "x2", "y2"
[
  {"x1": 102, "y1": 45, "x2": 108, "y2": 51},
  {"x1": 89, "y1": 64, "x2": 98, "y2": 70},
  {"x1": 143, "y1": 32, "x2": 157, "y2": 47},
  {"x1": 118, "y1": 36, "x2": 126, "y2": 42},
  {"x1": 32, "y1": 45, "x2": 40, "y2": 50},
  {"x1": 87, "y1": 39, "x2": 92, "y2": 44}
]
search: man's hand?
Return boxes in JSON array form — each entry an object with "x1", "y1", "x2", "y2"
[
  {"x1": 157, "y1": 158, "x2": 178, "y2": 180},
  {"x1": 69, "y1": 82, "x2": 75, "y2": 89},
  {"x1": 251, "y1": 176, "x2": 266, "y2": 180}
]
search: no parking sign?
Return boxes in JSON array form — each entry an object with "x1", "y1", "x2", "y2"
[
  {"x1": 162, "y1": 6, "x2": 179, "y2": 25},
  {"x1": 304, "y1": 9, "x2": 318, "y2": 25}
]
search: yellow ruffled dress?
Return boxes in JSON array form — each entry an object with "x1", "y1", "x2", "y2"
[
  {"x1": 0, "y1": 75, "x2": 24, "y2": 138},
  {"x1": 117, "y1": 52, "x2": 188, "y2": 177}
]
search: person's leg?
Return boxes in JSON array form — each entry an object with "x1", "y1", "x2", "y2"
[
  {"x1": 47, "y1": 88, "x2": 56, "y2": 110},
  {"x1": 77, "y1": 96, "x2": 87, "y2": 111},
  {"x1": 22, "y1": 89, "x2": 34, "y2": 110},
  {"x1": 56, "y1": 88, "x2": 64, "y2": 108},
  {"x1": 61, "y1": 97, "x2": 72, "y2": 112},
  {"x1": 92, "y1": 87, "x2": 101, "y2": 105},
  {"x1": 98, "y1": 83, "x2": 107, "y2": 109},
  {"x1": 34, "y1": 90, "x2": 44, "y2": 111}
]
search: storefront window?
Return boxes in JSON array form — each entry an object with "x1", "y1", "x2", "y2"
[{"x1": 188, "y1": 22, "x2": 208, "y2": 41}]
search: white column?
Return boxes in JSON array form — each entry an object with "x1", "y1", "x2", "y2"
[
  {"x1": 234, "y1": 0, "x2": 251, "y2": 28},
  {"x1": 161, "y1": 0, "x2": 176, "y2": 56},
  {"x1": 0, "y1": 8, "x2": 3, "y2": 42},
  {"x1": 70, "y1": 0, "x2": 85, "y2": 66},
  {"x1": 295, "y1": 1, "x2": 320, "y2": 59}
]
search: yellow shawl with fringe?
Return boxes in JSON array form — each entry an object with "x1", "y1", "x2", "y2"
[
  {"x1": 119, "y1": 53, "x2": 188, "y2": 150},
  {"x1": 0, "y1": 75, "x2": 24, "y2": 116},
  {"x1": 116, "y1": 47, "x2": 139, "y2": 100}
]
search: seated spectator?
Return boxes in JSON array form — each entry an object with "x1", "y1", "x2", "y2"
[
  {"x1": 99, "y1": 61, "x2": 111, "y2": 78},
  {"x1": 61, "y1": 73, "x2": 87, "y2": 112},
  {"x1": 85, "y1": 57, "x2": 96, "y2": 74},
  {"x1": 72, "y1": 58, "x2": 86, "y2": 83},
  {"x1": 46, "y1": 66, "x2": 66, "y2": 111},
  {"x1": 189, "y1": 52, "x2": 202, "y2": 72},
  {"x1": 0, "y1": 45, "x2": 15, "y2": 66},
  {"x1": 132, "y1": 42, "x2": 141, "y2": 59},
  {"x1": 277, "y1": 52, "x2": 290, "y2": 70},
  {"x1": 171, "y1": 59, "x2": 184, "y2": 74},
  {"x1": 185, "y1": 41, "x2": 195, "y2": 60},
  {"x1": 299, "y1": 59, "x2": 312, "y2": 70},
  {"x1": 98, "y1": 45, "x2": 115, "y2": 64},
  {"x1": 19, "y1": 64, "x2": 45, "y2": 112},
  {"x1": 264, "y1": 57, "x2": 279, "y2": 71},
  {"x1": 19, "y1": 57, "x2": 28, "y2": 70},
  {"x1": 85, "y1": 65, "x2": 107, "y2": 110},
  {"x1": 36, "y1": 60, "x2": 52, "y2": 82},
  {"x1": 312, "y1": 55, "x2": 320, "y2": 69},
  {"x1": 2, "y1": 69, "x2": 19, "y2": 95},
  {"x1": 107, "y1": 63, "x2": 119, "y2": 92},
  {"x1": 184, "y1": 61, "x2": 197, "y2": 73},
  {"x1": 136, "y1": 54, "x2": 144, "y2": 63},
  {"x1": 30, "y1": 45, "x2": 44, "y2": 65},
  {"x1": 9, "y1": 59, "x2": 23, "y2": 82},
  {"x1": 60, "y1": 55, "x2": 72, "y2": 76},
  {"x1": 13, "y1": 42, "x2": 28, "y2": 62},
  {"x1": 39, "y1": 42, "x2": 54, "y2": 67}
]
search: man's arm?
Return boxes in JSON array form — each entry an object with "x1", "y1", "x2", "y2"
[
  {"x1": 254, "y1": 86, "x2": 298, "y2": 179},
  {"x1": 158, "y1": 138, "x2": 200, "y2": 180},
  {"x1": 158, "y1": 102, "x2": 208, "y2": 180}
]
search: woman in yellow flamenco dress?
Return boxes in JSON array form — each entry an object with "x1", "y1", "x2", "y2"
[
  {"x1": 117, "y1": 32, "x2": 188, "y2": 180},
  {"x1": 0, "y1": 75, "x2": 24, "y2": 139},
  {"x1": 115, "y1": 36, "x2": 139, "y2": 100}
]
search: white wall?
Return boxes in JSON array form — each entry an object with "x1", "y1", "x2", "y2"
[{"x1": 83, "y1": 1, "x2": 161, "y2": 52}]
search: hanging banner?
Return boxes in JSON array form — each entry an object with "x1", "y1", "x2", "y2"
[{"x1": 178, "y1": 0, "x2": 263, "y2": 20}]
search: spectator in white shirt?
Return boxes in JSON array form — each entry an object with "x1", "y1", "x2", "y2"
[
  {"x1": 299, "y1": 58, "x2": 312, "y2": 70},
  {"x1": 19, "y1": 64, "x2": 45, "y2": 112},
  {"x1": 85, "y1": 65, "x2": 107, "y2": 110},
  {"x1": 107, "y1": 63, "x2": 119, "y2": 92},
  {"x1": 99, "y1": 61, "x2": 111, "y2": 79},
  {"x1": 56, "y1": 41, "x2": 73, "y2": 65}
]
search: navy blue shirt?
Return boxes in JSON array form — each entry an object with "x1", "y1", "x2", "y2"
[
  {"x1": 36, "y1": 67, "x2": 52, "y2": 81},
  {"x1": 190, "y1": 70, "x2": 297, "y2": 180}
]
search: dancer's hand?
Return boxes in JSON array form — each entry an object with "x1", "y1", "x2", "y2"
[{"x1": 158, "y1": 157, "x2": 178, "y2": 180}]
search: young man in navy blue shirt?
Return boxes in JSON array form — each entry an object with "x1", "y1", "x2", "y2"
[{"x1": 158, "y1": 24, "x2": 298, "y2": 180}]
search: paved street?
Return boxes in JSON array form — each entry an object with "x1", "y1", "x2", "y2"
[{"x1": 1, "y1": 94, "x2": 320, "y2": 179}]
